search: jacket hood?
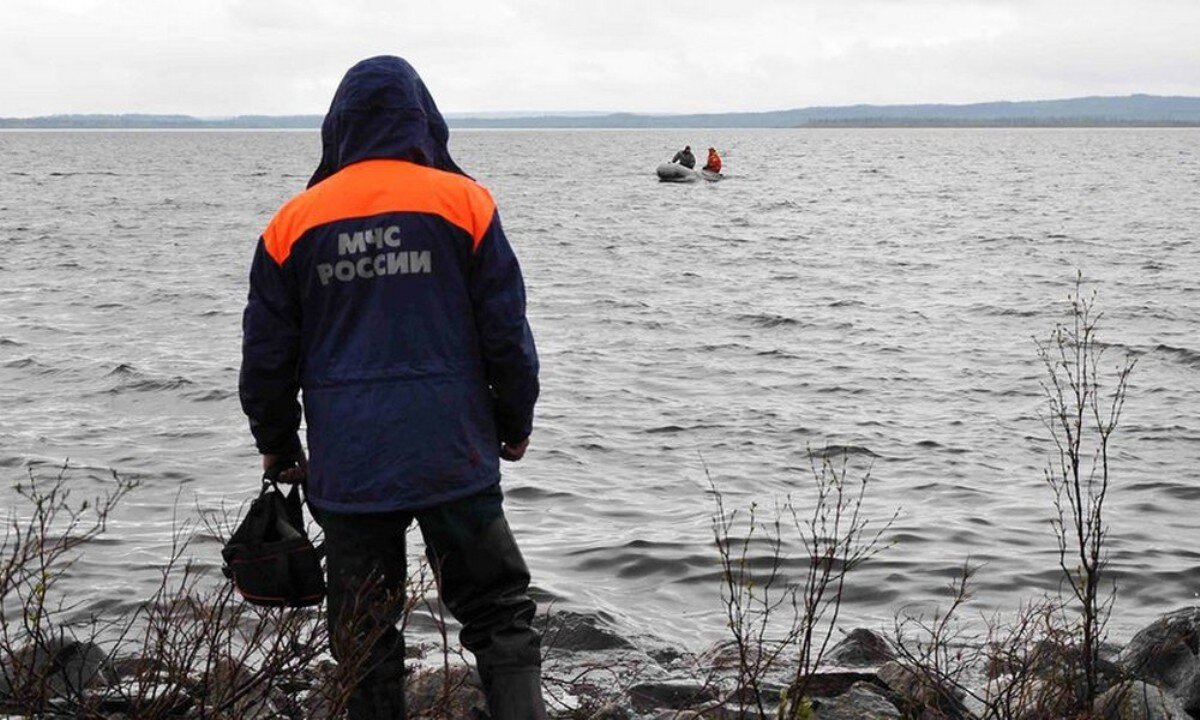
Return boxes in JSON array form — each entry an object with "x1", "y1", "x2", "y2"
[{"x1": 308, "y1": 56, "x2": 466, "y2": 188}]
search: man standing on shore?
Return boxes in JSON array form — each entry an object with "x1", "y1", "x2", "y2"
[{"x1": 239, "y1": 55, "x2": 544, "y2": 720}]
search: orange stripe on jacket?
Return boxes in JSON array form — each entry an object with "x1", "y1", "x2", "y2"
[{"x1": 262, "y1": 159, "x2": 496, "y2": 265}]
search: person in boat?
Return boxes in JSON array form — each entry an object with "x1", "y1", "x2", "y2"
[
  {"x1": 240, "y1": 55, "x2": 544, "y2": 720},
  {"x1": 703, "y1": 147, "x2": 722, "y2": 174},
  {"x1": 671, "y1": 145, "x2": 696, "y2": 169}
]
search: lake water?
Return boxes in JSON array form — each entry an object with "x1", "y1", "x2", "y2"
[{"x1": 1, "y1": 128, "x2": 1198, "y2": 649}]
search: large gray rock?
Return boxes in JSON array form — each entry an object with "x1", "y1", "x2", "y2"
[
  {"x1": 1120, "y1": 607, "x2": 1200, "y2": 714},
  {"x1": 877, "y1": 660, "x2": 967, "y2": 719},
  {"x1": 803, "y1": 670, "x2": 886, "y2": 699},
  {"x1": 695, "y1": 638, "x2": 789, "y2": 676},
  {"x1": 815, "y1": 681, "x2": 902, "y2": 719},
  {"x1": 0, "y1": 637, "x2": 116, "y2": 703},
  {"x1": 536, "y1": 611, "x2": 638, "y2": 653},
  {"x1": 825, "y1": 629, "x2": 895, "y2": 668},
  {"x1": 1094, "y1": 680, "x2": 1191, "y2": 720}
]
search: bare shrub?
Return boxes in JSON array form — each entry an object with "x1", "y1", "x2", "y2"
[
  {"x1": 888, "y1": 278, "x2": 1137, "y2": 720},
  {"x1": 889, "y1": 563, "x2": 980, "y2": 717},
  {"x1": 707, "y1": 450, "x2": 895, "y2": 719},
  {"x1": 710, "y1": 486, "x2": 792, "y2": 719},
  {"x1": 978, "y1": 599, "x2": 1080, "y2": 720},
  {"x1": 0, "y1": 462, "x2": 136, "y2": 712},
  {"x1": 0, "y1": 462, "x2": 456, "y2": 719},
  {"x1": 890, "y1": 570, "x2": 1084, "y2": 720},
  {"x1": 1038, "y1": 276, "x2": 1134, "y2": 710}
]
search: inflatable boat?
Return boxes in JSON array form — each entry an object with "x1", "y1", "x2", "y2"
[{"x1": 656, "y1": 163, "x2": 723, "y2": 183}]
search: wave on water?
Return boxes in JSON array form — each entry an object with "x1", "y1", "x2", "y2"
[
  {"x1": 913, "y1": 439, "x2": 971, "y2": 455},
  {"x1": 1128, "y1": 481, "x2": 1200, "y2": 501},
  {"x1": 4, "y1": 128, "x2": 1200, "y2": 650},
  {"x1": 104, "y1": 363, "x2": 197, "y2": 394},
  {"x1": 737, "y1": 313, "x2": 800, "y2": 328},
  {"x1": 3, "y1": 357, "x2": 62, "y2": 374},
  {"x1": 660, "y1": 342, "x2": 751, "y2": 353},
  {"x1": 186, "y1": 388, "x2": 236, "y2": 402},
  {"x1": 500, "y1": 484, "x2": 577, "y2": 503},
  {"x1": 807, "y1": 444, "x2": 880, "y2": 459},
  {"x1": 107, "y1": 363, "x2": 137, "y2": 375},
  {"x1": 111, "y1": 376, "x2": 197, "y2": 393},
  {"x1": 642, "y1": 423, "x2": 726, "y2": 434},
  {"x1": 984, "y1": 305, "x2": 1040, "y2": 318},
  {"x1": 568, "y1": 540, "x2": 727, "y2": 580},
  {"x1": 751, "y1": 199, "x2": 803, "y2": 212},
  {"x1": 1154, "y1": 344, "x2": 1200, "y2": 369},
  {"x1": 754, "y1": 349, "x2": 801, "y2": 359},
  {"x1": 47, "y1": 171, "x2": 122, "y2": 177}
]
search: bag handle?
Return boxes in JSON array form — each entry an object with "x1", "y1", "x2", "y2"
[
  {"x1": 262, "y1": 458, "x2": 306, "y2": 512},
  {"x1": 257, "y1": 469, "x2": 322, "y2": 558}
]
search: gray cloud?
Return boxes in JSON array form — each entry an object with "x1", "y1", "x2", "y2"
[{"x1": 0, "y1": 0, "x2": 1197, "y2": 116}]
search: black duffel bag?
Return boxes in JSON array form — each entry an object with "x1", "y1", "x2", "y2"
[{"x1": 221, "y1": 476, "x2": 326, "y2": 608}]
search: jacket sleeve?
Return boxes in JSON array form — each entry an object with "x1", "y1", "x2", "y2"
[
  {"x1": 239, "y1": 238, "x2": 303, "y2": 455},
  {"x1": 469, "y1": 210, "x2": 540, "y2": 445}
]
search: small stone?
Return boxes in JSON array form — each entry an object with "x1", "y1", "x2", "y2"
[
  {"x1": 802, "y1": 670, "x2": 884, "y2": 698},
  {"x1": 627, "y1": 679, "x2": 716, "y2": 713},
  {"x1": 585, "y1": 701, "x2": 633, "y2": 719},
  {"x1": 646, "y1": 645, "x2": 687, "y2": 668},
  {"x1": 649, "y1": 710, "x2": 735, "y2": 720},
  {"x1": 652, "y1": 712, "x2": 696, "y2": 720},
  {"x1": 407, "y1": 665, "x2": 488, "y2": 717},
  {"x1": 815, "y1": 681, "x2": 902, "y2": 719}
]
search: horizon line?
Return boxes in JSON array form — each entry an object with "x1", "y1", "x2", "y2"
[{"x1": 5, "y1": 92, "x2": 1200, "y2": 121}]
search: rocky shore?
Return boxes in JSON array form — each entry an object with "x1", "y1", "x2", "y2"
[{"x1": 5, "y1": 607, "x2": 1200, "y2": 719}]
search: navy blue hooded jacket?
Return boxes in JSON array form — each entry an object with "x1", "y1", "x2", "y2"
[{"x1": 239, "y1": 56, "x2": 539, "y2": 513}]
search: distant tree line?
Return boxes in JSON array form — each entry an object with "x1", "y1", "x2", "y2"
[{"x1": 4, "y1": 95, "x2": 1200, "y2": 129}]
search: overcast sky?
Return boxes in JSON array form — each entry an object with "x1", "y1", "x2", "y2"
[{"x1": 2, "y1": 0, "x2": 1198, "y2": 117}]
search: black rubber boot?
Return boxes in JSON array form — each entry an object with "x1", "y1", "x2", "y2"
[
  {"x1": 419, "y1": 502, "x2": 546, "y2": 720},
  {"x1": 345, "y1": 676, "x2": 406, "y2": 720},
  {"x1": 479, "y1": 666, "x2": 547, "y2": 720}
]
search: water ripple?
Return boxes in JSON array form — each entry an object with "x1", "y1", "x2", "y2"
[{"x1": 1, "y1": 128, "x2": 1198, "y2": 649}]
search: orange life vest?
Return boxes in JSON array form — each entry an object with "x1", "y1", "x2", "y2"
[{"x1": 705, "y1": 150, "x2": 722, "y2": 173}]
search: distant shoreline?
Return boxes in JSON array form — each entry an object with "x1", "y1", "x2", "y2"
[{"x1": 4, "y1": 93, "x2": 1200, "y2": 130}]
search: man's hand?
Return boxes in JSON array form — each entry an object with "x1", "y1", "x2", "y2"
[
  {"x1": 263, "y1": 451, "x2": 308, "y2": 484},
  {"x1": 500, "y1": 437, "x2": 529, "y2": 462}
]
